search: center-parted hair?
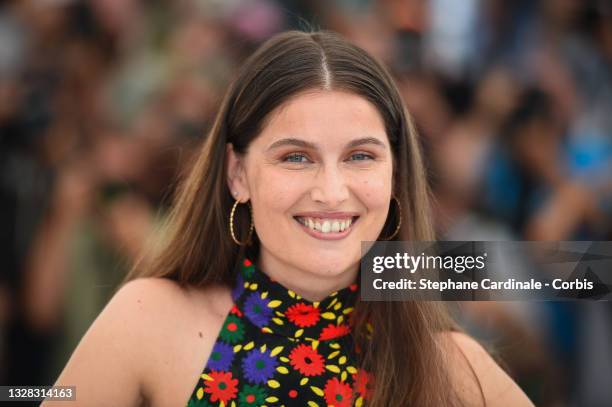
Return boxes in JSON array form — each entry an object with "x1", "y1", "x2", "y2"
[{"x1": 130, "y1": 30, "x2": 468, "y2": 407}]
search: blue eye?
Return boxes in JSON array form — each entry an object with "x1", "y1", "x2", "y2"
[
  {"x1": 283, "y1": 153, "x2": 309, "y2": 163},
  {"x1": 349, "y1": 153, "x2": 373, "y2": 161}
]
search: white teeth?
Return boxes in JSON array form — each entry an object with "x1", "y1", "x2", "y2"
[
  {"x1": 331, "y1": 221, "x2": 340, "y2": 232},
  {"x1": 321, "y1": 221, "x2": 331, "y2": 233},
  {"x1": 297, "y1": 217, "x2": 355, "y2": 233}
]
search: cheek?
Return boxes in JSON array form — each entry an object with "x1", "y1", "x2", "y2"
[
  {"x1": 354, "y1": 172, "x2": 392, "y2": 210},
  {"x1": 249, "y1": 169, "x2": 301, "y2": 222}
]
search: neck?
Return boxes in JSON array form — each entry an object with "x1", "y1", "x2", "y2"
[{"x1": 256, "y1": 252, "x2": 359, "y2": 302}]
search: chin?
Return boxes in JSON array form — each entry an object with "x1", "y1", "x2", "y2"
[
  {"x1": 298, "y1": 254, "x2": 359, "y2": 278},
  {"x1": 302, "y1": 238, "x2": 365, "y2": 271}
]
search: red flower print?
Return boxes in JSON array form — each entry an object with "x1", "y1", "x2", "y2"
[
  {"x1": 204, "y1": 371, "x2": 238, "y2": 403},
  {"x1": 289, "y1": 343, "x2": 325, "y2": 377},
  {"x1": 243, "y1": 259, "x2": 252, "y2": 267},
  {"x1": 286, "y1": 303, "x2": 320, "y2": 327},
  {"x1": 319, "y1": 323, "x2": 351, "y2": 341},
  {"x1": 324, "y1": 377, "x2": 353, "y2": 407},
  {"x1": 230, "y1": 304, "x2": 243, "y2": 317},
  {"x1": 353, "y1": 369, "x2": 374, "y2": 400}
]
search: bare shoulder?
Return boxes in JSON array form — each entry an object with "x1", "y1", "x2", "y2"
[
  {"x1": 110, "y1": 277, "x2": 233, "y2": 336},
  {"x1": 442, "y1": 331, "x2": 535, "y2": 407},
  {"x1": 112, "y1": 278, "x2": 234, "y2": 402},
  {"x1": 112, "y1": 277, "x2": 232, "y2": 321},
  {"x1": 47, "y1": 277, "x2": 233, "y2": 407}
]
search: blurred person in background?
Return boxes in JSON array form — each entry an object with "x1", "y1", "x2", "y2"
[{"x1": 482, "y1": 87, "x2": 605, "y2": 241}]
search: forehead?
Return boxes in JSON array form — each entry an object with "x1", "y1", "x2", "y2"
[{"x1": 253, "y1": 90, "x2": 389, "y2": 149}]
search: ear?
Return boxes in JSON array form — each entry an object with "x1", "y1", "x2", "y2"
[{"x1": 226, "y1": 143, "x2": 250, "y2": 202}]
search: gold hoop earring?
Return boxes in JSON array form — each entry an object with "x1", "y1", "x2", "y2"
[
  {"x1": 380, "y1": 196, "x2": 402, "y2": 241},
  {"x1": 230, "y1": 199, "x2": 254, "y2": 246}
]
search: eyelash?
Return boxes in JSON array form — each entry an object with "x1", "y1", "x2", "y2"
[{"x1": 281, "y1": 152, "x2": 375, "y2": 163}]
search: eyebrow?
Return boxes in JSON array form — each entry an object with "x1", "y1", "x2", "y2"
[{"x1": 266, "y1": 137, "x2": 387, "y2": 152}]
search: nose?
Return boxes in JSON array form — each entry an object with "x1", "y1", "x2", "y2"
[{"x1": 310, "y1": 165, "x2": 350, "y2": 207}]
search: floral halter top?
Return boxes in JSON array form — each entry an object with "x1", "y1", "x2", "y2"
[{"x1": 186, "y1": 258, "x2": 374, "y2": 407}]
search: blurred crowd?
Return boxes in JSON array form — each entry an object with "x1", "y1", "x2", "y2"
[{"x1": 1, "y1": 0, "x2": 611, "y2": 406}]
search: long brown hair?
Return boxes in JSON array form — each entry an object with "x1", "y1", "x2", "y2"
[{"x1": 130, "y1": 30, "x2": 467, "y2": 406}]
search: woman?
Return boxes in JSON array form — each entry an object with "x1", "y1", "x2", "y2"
[{"x1": 48, "y1": 31, "x2": 533, "y2": 406}]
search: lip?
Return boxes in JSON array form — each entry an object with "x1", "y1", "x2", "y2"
[
  {"x1": 293, "y1": 211, "x2": 360, "y2": 218},
  {"x1": 293, "y1": 213, "x2": 360, "y2": 241}
]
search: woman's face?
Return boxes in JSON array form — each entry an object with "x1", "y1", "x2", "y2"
[{"x1": 227, "y1": 90, "x2": 393, "y2": 286}]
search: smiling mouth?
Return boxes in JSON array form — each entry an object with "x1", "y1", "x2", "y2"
[{"x1": 293, "y1": 216, "x2": 359, "y2": 234}]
